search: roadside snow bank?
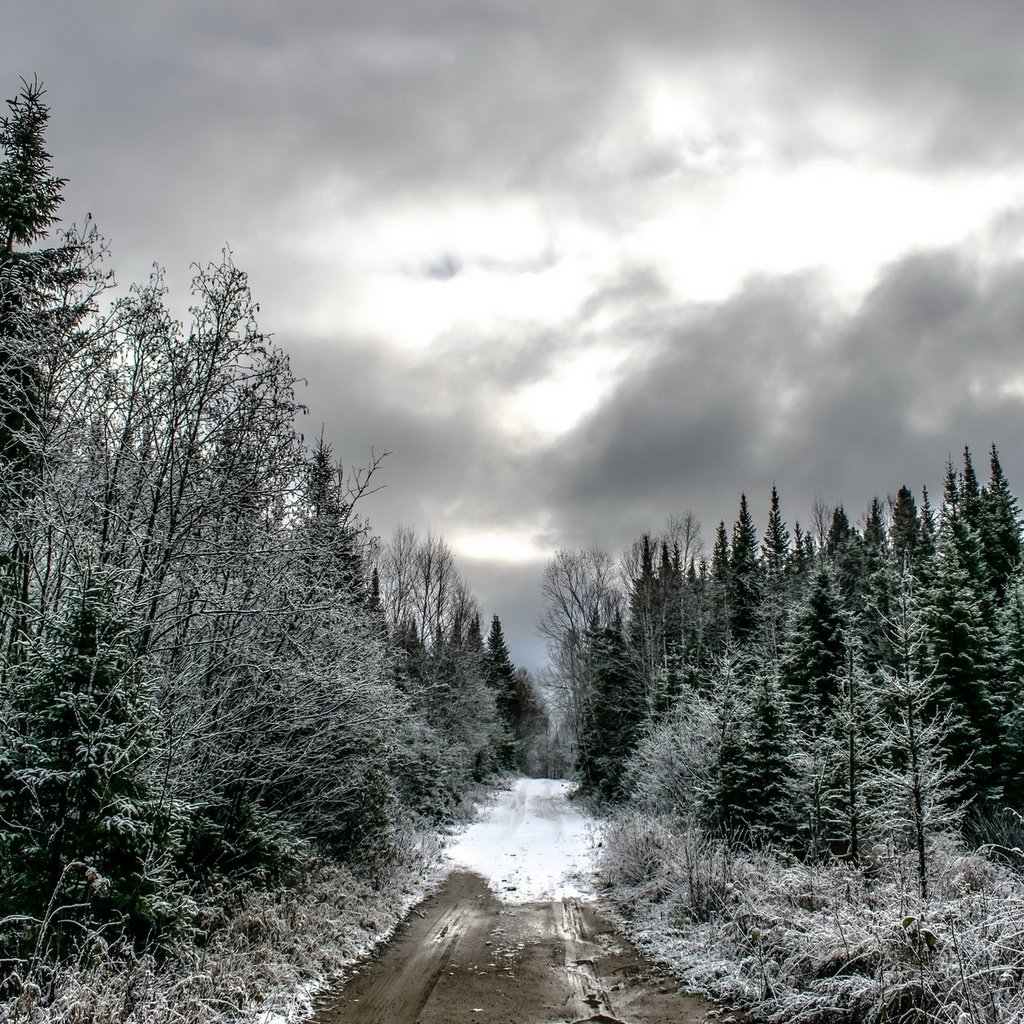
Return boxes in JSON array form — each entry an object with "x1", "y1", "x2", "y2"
[{"x1": 447, "y1": 777, "x2": 598, "y2": 903}]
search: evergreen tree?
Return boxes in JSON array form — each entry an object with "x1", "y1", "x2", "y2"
[
  {"x1": 704, "y1": 521, "x2": 732, "y2": 658},
  {"x1": 728, "y1": 495, "x2": 761, "y2": 643},
  {"x1": 863, "y1": 497, "x2": 887, "y2": 560},
  {"x1": 779, "y1": 567, "x2": 847, "y2": 732},
  {"x1": 0, "y1": 579, "x2": 182, "y2": 951},
  {"x1": 996, "y1": 566, "x2": 1024, "y2": 805},
  {"x1": 715, "y1": 671, "x2": 802, "y2": 848},
  {"x1": 890, "y1": 485, "x2": 920, "y2": 570},
  {"x1": 484, "y1": 613, "x2": 517, "y2": 725},
  {"x1": 923, "y1": 521, "x2": 1000, "y2": 799},
  {"x1": 0, "y1": 78, "x2": 98, "y2": 660},
  {"x1": 917, "y1": 485, "x2": 937, "y2": 574},
  {"x1": 826, "y1": 505, "x2": 866, "y2": 608},
  {"x1": 626, "y1": 533, "x2": 661, "y2": 709},
  {"x1": 980, "y1": 444, "x2": 1022, "y2": 604},
  {"x1": 789, "y1": 521, "x2": 813, "y2": 583},
  {"x1": 657, "y1": 540, "x2": 685, "y2": 712},
  {"x1": 760, "y1": 485, "x2": 791, "y2": 656},
  {"x1": 876, "y1": 566, "x2": 963, "y2": 898},
  {"x1": 831, "y1": 646, "x2": 884, "y2": 864},
  {"x1": 959, "y1": 445, "x2": 983, "y2": 530},
  {"x1": 578, "y1": 619, "x2": 645, "y2": 801}
]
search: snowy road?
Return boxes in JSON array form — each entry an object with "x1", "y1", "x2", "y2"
[
  {"x1": 314, "y1": 778, "x2": 712, "y2": 1024},
  {"x1": 446, "y1": 777, "x2": 594, "y2": 902}
]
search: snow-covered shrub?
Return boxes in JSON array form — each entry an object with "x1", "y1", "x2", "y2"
[
  {"x1": 0, "y1": 830, "x2": 442, "y2": 1024},
  {"x1": 621, "y1": 693, "x2": 717, "y2": 818},
  {"x1": 600, "y1": 811, "x2": 1024, "y2": 1023},
  {"x1": 600, "y1": 813, "x2": 733, "y2": 925}
]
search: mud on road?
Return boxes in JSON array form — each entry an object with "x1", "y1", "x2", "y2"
[{"x1": 313, "y1": 870, "x2": 713, "y2": 1024}]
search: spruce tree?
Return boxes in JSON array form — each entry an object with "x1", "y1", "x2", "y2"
[
  {"x1": 890, "y1": 485, "x2": 920, "y2": 570},
  {"x1": 484, "y1": 614, "x2": 517, "y2": 723},
  {"x1": 876, "y1": 566, "x2": 963, "y2": 898},
  {"x1": 826, "y1": 505, "x2": 866, "y2": 608},
  {"x1": 980, "y1": 445, "x2": 1022, "y2": 604},
  {"x1": 705, "y1": 521, "x2": 732, "y2": 658},
  {"x1": 0, "y1": 579, "x2": 181, "y2": 950},
  {"x1": 779, "y1": 567, "x2": 847, "y2": 732},
  {"x1": 647, "y1": 539, "x2": 684, "y2": 714},
  {"x1": 728, "y1": 495, "x2": 761, "y2": 643},
  {"x1": 760, "y1": 485, "x2": 791, "y2": 656},
  {"x1": 738, "y1": 672, "x2": 803, "y2": 848},
  {"x1": 579, "y1": 619, "x2": 645, "y2": 801},
  {"x1": 923, "y1": 521, "x2": 1000, "y2": 799},
  {"x1": 996, "y1": 566, "x2": 1024, "y2": 805}
]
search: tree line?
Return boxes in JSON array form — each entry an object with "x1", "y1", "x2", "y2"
[
  {"x1": 0, "y1": 77, "x2": 542, "y2": 971},
  {"x1": 543, "y1": 448, "x2": 1024, "y2": 894}
]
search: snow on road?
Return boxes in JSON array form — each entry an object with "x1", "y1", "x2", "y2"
[{"x1": 446, "y1": 777, "x2": 597, "y2": 903}]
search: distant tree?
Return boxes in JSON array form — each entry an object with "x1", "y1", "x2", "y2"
[
  {"x1": 728, "y1": 495, "x2": 761, "y2": 643},
  {"x1": 980, "y1": 444, "x2": 1022, "y2": 604},
  {"x1": 875, "y1": 567, "x2": 963, "y2": 899},
  {"x1": 890, "y1": 485, "x2": 920, "y2": 569},
  {"x1": 578, "y1": 618, "x2": 645, "y2": 801},
  {"x1": 760, "y1": 484, "x2": 791, "y2": 656},
  {"x1": 779, "y1": 567, "x2": 847, "y2": 732}
]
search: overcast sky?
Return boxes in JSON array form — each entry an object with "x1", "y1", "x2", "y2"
[{"x1": 7, "y1": 2, "x2": 1024, "y2": 670}]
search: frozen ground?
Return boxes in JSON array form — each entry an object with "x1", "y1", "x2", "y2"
[
  {"x1": 446, "y1": 777, "x2": 597, "y2": 902},
  {"x1": 315, "y1": 781, "x2": 713, "y2": 1024}
]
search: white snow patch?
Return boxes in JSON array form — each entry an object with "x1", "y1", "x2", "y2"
[{"x1": 447, "y1": 777, "x2": 598, "y2": 903}]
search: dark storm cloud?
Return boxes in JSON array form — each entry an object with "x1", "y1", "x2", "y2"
[{"x1": 535, "y1": 243, "x2": 1024, "y2": 556}]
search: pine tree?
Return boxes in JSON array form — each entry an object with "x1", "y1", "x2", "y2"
[
  {"x1": 658, "y1": 540, "x2": 685, "y2": 712},
  {"x1": 704, "y1": 521, "x2": 732, "y2": 658},
  {"x1": 728, "y1": 495, "x2": 761, "y2": 643},
  {"x1": 831, "y1": 645, "x2": 885, "y2": 864},
  {"x1": 760, "y1": 484, "x2": 791, "y2": 656},
  {"x1": 996, "y1": 566, "x2": 1024, "y2": 805},
  {"x1": 826, "y1": 505, "x2": 866, "y2": 608},
  {"x1": 890, "y1": 485, "x2": 920, "y2": 570},
  {"x1": 779, "y1": 567, "x2": 847, "y2": 732},
  {"x1": 923, "y1": 520, "x2": 1000, "y2": 799},
  {"x1": 0, "y1": 78, "x2": 94, "y2": 478},
  {"x1": 980, "y1": 445, "x2": 1022, "y2": 604},
  {"x1": 917, "y1": 485, "x2": 937, "y2": 574},
  {"x1": 876, "y1": 566, "x2": 963, "y2": 898},
  {"x1": 626, "y1": 533, "x2": 661, "y2": 709},
  {"x1": 0, "y1": 579, "x2": 182, "y2": 951},
  {"x1": 484, "y1": 614, "x2": 517, "y2": 724},
  {"x1": 579, "y1": 619, "x2": 645, "y2": 801},
  {"x1": 959, "y1": 445, "x2": 983, "y2": 530},
  {"x1": 729, "y1": 671, "x2": 803, "y2": 848},
  {"x1": 0, "y1": 78, "x2": 97, "y2": 663}
]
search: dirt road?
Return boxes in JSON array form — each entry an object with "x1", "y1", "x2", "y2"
[{"x1": 313, "y1": 780, "x2": 712, "y2": 1024}]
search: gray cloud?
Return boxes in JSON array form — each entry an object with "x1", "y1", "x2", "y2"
[
  {"x1": 286, "y1": 238, "x2": 1024, "y2": 669},
  {"x1": 6, "y1": 3, "x2": 1024, "y2": 671}
]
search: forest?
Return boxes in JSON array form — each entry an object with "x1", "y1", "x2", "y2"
[
  {"x1": 0, "y1": 79, "x2": 545, "y2": 1020},
  {"x1": 5, "y1": 71, "x2": 1024, "y2": 1024},
  {"x1": 542, "y1": 459, "x2": 1024, "y2": 1020}
]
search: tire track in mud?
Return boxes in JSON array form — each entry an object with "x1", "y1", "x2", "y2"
[{"x1": 313, "y1": 871, "x2": 713, "y2": 1024}]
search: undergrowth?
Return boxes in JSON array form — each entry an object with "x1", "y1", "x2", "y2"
[
  {"x1": 0, "y1": 826, "x2": 442, "y2": 1024},
  {"x1": 599, "y1": 812, "x2": 1024, "y2": 1024}
]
